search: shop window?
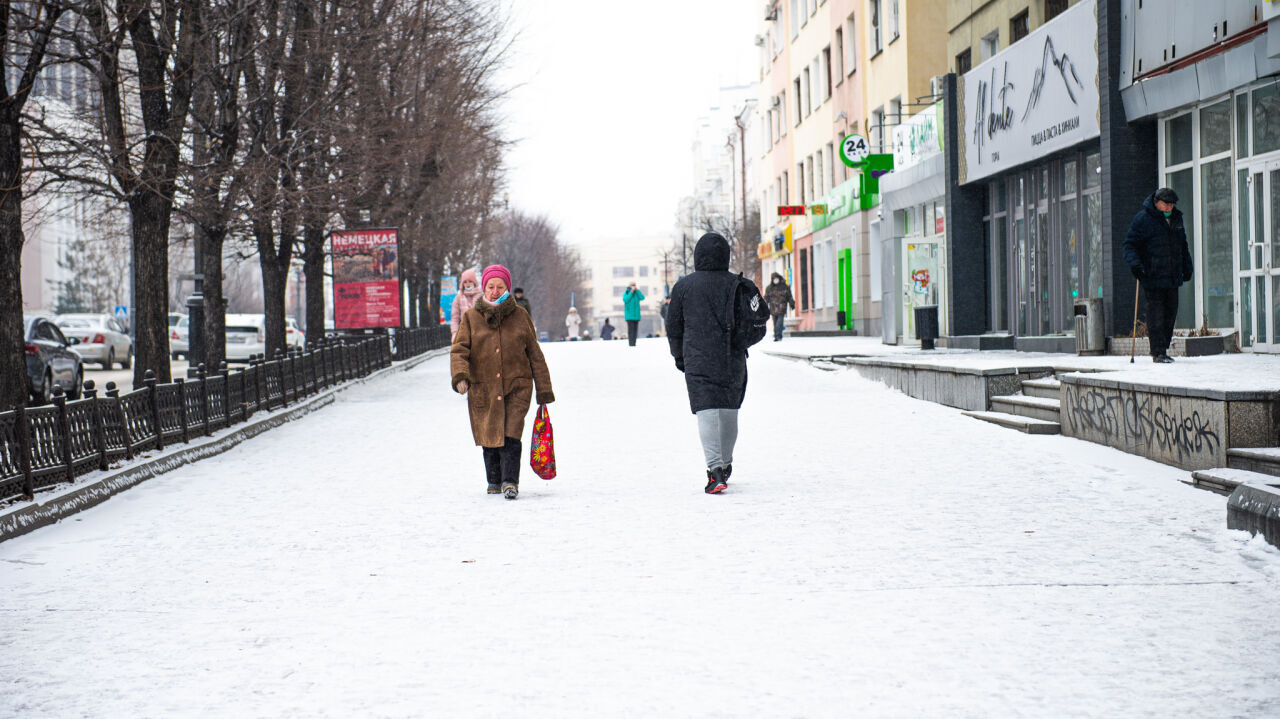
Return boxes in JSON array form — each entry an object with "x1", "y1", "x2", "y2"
[
  {"x1": 1166, "y1": 113, "x2": 1193, "y2": 166},
  {"x1": 1252, "y1": 84, "x2": 1280, "y2": 155},
  {"x1": 1202, "y1": 159, "x2": 1234, "y2": 328},
  {"x1": 1084, "y1": 152, "x2": 1101, "y2": 189},
  {"x1": 1236, "y1": 93, "x2": 1250, "y2": 160},
  {"x1": 955, "y1": 48, "x2": 972, "y2": 75},
  {"x1": 1199, "y1": 99, "x2": 1231, "y2": 157},
  {"x1": 1061, "y1": 158, "x2": 1078, "y2": 195},
  {"x1": 1084, "y1": 192, "x2": 1103, "y2": 299}
]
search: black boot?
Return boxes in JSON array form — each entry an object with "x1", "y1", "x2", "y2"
[
  {"x1": 704, "y1": 466, "x2": 728, "y2": 494},
  {"x1": 483, "y1": 448, "x2": 502, "y2": 494}
]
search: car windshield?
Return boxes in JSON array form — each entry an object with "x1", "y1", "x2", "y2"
[{"x1": 178, "y1": 317, "x2": 188, "y2": 328}]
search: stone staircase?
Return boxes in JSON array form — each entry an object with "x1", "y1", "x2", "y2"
[
  {"x1": 1186, "y1": 447, "x2": 1280, "y2": 495},
  {"x1": 961, "y1": 375, "x2": 1062, "y2": 434}
]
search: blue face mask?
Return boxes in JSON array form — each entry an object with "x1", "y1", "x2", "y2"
[{"x1": 494, "y1": 291, "x2": 510, "y2": 304}]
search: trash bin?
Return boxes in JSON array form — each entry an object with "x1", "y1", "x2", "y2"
[
  {"x1": 1073, "y1": 298, "x2": 1104, "y2": 355},
  {"x1": 914, "y1": 304, "x2": 939, "y2": 350}
]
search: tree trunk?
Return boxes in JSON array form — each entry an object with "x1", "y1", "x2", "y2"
[
  {"x1": 255, "y1": 220, "x2": 291, "y2": 359},
  {"x1": 129, "y1": 191, "x2": 173, "y2": 385},
  {"x1": 303, "y1": 223, "x2": 326, "y2": 345},
  {"x1": 200, "y1": 225, "x2": 228, "y2": 367},
  {"x1": 0, "y1": 125, "x2": 27, "y2": 408}
]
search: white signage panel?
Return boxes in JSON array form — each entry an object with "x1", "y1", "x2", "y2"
[
  {"x1": 959, "y1": 0, "x2": 1099, "y2": 184},
  {"x1": 893, "y1": 102, "x2": 943, "y2": 171}
]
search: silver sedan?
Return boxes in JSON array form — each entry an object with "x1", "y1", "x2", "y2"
[{"x1": 56, "y1": 313, "x2": 134, "y2": 369}]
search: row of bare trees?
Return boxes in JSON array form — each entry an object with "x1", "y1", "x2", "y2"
[{"x1": 1, "y1": 0, "x2": 512, "y2": 409}]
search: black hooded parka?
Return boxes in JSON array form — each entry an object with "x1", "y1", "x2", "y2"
[
  {"x1": 667, "y1": 233, "x2": 749, "y2": 414},
  {"x1": 1122, "y1": 193, "x2": 1194, "y2": 289}
]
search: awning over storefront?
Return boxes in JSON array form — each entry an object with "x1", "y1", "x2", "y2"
[{"x1": 879, "y1": 153, "x2": 945, "y2": 212}]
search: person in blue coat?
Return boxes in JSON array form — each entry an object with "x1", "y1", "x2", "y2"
[
  {"x1": 1123, "y1": 187, "x2": 1193, "y2": 363},
  {"x1": 623, "y1": 282, "x2": 644, "y2": 346},
  {"x1": 600, "y1": 318, "x2": 615, "y2": 340}
]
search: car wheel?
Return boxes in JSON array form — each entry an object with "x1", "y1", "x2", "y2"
[
  {"x1": 38, "y1": 371, "x2": 53, "y2": 405},
  {"x1": 121, "y1": 347, "x2": 132, "y2": 369},
  {"x1": 104, "y1": 348, "x2": 115, "y2": 370},
  {"x1": 67, "y1": 368, "x2": 83, "y2": 400}
]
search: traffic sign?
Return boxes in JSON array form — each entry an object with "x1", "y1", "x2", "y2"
[{"x1": 840, "y1": 134, "x2": 871, "y2": 167}]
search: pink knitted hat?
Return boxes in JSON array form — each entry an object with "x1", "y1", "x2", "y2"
[
  {"x1": 459, "y1": 267, "x2": 479, "y2": 287},
  {"x1": 481, "y1": 264, "x2": 512, "y2": 292}
]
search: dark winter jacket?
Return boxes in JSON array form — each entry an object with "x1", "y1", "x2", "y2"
[
  {"x1": 1123, "y1": 193, "x2": 1194, "y2": 290},
  {"x1": 764, "y1": 273, "x2": 795, "y2": 317},
  {"x1": 600, "y1": 322, "x2": 614, "y2": 340},
  {"x1": 514, "y1": 296, "x2": 533, "y2": 322},
  {"x1": 667, "y1": 233, "x2": 749, "y2": 414}
]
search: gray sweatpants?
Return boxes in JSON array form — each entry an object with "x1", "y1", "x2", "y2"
[{"x1": 696, "y1": 408, "x2": 739, "y2": 470}]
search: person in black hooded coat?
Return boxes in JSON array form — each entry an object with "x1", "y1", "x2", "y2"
[
  {"x1": 1123, "y1": 187, "x2": 1193, "y2": 362},
  {"x1": 667, "y1": 232, "x2": 751, "y2": 494}
]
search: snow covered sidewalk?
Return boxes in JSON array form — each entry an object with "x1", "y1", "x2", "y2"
[{"x1": 1, "y1": 339, "x2": 1278, "y2": 717}]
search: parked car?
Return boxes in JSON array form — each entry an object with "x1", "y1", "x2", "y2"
[
  {"x1": 286, "y1": 317, "x2": 305, "y2": 349},
  {"x1": 224, "y1": 314, "x2": 266, "y2": 362},
  {"x1": 24, "y1": 314, "x2": 84, "y2": 403},
  {"x1": 169, "y1": 312, "x2": 185, "y2": 328},
  {"x1": 171, "y1": 315, "x2": 189, "y2": 359},
  {"x1": 56, "y1": 313, "x2": 133, "y2": 369}
]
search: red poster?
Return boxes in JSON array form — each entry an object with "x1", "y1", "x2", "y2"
[{"x1": 331, "y1": 228, "x2": 401, "y2": 329}]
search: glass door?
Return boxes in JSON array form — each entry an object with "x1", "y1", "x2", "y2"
[
  {"x1": 902, "y1": 239, "x2": 940, "y2": 344},
  {"x1": 1239, "y1": 161, "x2": 1280, "y2": 352}
]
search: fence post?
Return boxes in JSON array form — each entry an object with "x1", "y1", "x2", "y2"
[
  {"x1": 197, "y1": 363, "x2": 210, "y2": 437},
  {"x1": 85, "y1": 380, "x2": 109, "y2": 471},
  {"x1": 176, "y1": 377, "x2": 190, "y2": 443},
  {"x1": 145, "y1": 369, "x2": 163, "y2": 450},
  {"x1": 107, "y1": 382, "x2": 131, "y2": 461},
  {"x1": 16, "y1": 404, "x2": 33, "y2": 498},
  {"x1": 254, "y1": 355, "x2": 266, "y2": 411},
  {"x1": 276, "y1": 350, "x2": 288, "y2": 408},
  {"x1": 219, "y1": 361, "x2": 230, "y2": 424},
  {"x1": 53, "y1": 386, "x2": 73, "y2": 479}
]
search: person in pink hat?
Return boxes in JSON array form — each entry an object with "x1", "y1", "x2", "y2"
[
  {"x1": 450, "y1": 264, "x2": 555, "y2": 499},
  {"x1": 450, "y1": 268, "x2": 481, "y2": 341}
]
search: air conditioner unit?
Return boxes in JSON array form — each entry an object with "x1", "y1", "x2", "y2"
[
  {"x1": 929, "y1": 75, "x2": 946, "y2": 99},
  {"x1": 754, "y1": 34, "x2": 766, "y2": 47}
]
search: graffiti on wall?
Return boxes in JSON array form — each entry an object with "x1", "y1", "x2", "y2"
[{"x1": 1062, "y1": 383, "x2": 1222, "y2": 464}]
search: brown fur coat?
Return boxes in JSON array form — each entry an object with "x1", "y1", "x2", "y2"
[{"x1": 450, "y1": 296, "x2": 554, "y2": 447}]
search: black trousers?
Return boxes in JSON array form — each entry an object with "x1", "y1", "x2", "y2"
[
  {"x1": 627, "y1": 320, "x2": 639, "y2": 346},
  {"x1": 1144, "y1": 286, "x2": 1180, "y2": 357},
  {"x1": 772, "y1": 314, "x2": 785, "y2": 340},
  {"x1": 482, "y1": 437, "x2": 522, "y2": 486}
]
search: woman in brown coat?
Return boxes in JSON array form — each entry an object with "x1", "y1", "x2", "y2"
[{"x1": 451, "y1": 264, "x2": 555, "y2": 499}]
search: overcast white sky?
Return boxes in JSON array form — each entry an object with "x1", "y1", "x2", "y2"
[{"x1": 497, "y1": 0, "x2": 758, "y2": 247}]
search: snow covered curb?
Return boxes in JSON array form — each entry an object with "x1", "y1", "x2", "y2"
[{"x1": 0, "y1": 346, "x2": 446, "y2": 543}]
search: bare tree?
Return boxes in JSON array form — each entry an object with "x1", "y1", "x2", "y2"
[
  {"x1": 0, "y1": 0, "x2": 65, "y2": 407},
  {"x1": 489, "y1": 210, "x2": 586, "y2": 336}
]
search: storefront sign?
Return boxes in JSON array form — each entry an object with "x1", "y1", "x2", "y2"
[
  {"x1": 331, "y1": 228, "x2": 402, "y2": 329},
  {"x1": 893, "y1": 102, "x2": 943, "y2": 171},
  {"x1": 778, "y1": 205, "x2": 806, "y2": 216},
  {"x1": 959, "y1": 0, "x2": 1099, "y2": 184},
  {"x1": 810, "y1": 204, "x2": 827, "y2": 215}
]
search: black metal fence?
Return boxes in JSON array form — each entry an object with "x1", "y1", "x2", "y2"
[{"x1": 0, "y1": 326, "x2": 451, "y2": 503}]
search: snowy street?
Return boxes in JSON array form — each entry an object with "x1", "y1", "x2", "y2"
[{"x1": 2, "y1": 339, "x2": 1279, "y2": 717}]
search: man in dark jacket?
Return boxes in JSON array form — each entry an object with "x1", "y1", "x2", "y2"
[
  {"x1": 513, "y1": 287, "x2": 533, "y2": 324},
  {"x1": 1123, "y1": 187, "x2": 1193, "y2": 363},
  {"x1": 667, "y1": 232, "x2": 752, "y2": 495},
  {"x1": 764, "y1": 272, "x2": 796, "y2": 341}
]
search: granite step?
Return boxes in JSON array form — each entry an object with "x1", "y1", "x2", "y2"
[
  {"x1": 989, "y1": 394, "x2": 1063, "y2": 423},
  {"x1": 1185, "y1": 467, "x2": 1273, "y2": 496},
  {"x1": 1226, "y1": 447, "x2": 1280, "y2": 478},
  {"x1": 1021, "y1": 376, "x2": 1062, "y2": 400},
  {"x1": 961, "y1": 410, "x2": 1061, "y2": 435}
]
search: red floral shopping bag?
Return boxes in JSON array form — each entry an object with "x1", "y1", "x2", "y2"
[{"x1": 529, "y1": 404, "x2": 556, "y2": 479}]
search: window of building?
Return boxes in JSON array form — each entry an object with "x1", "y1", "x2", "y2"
[
  {"x1": 834, "y1": 30, "x2": 844, "y2": 81},
  {"x1": 612, "y1": 286, "x2": 626, "y2": 297},
  {"x1": 889, "y1": 96, "x2": 901, "y2": 140},
  {"x1": 890, "y1": 0, "x2": 900, "y2": 41},
  {"x1": 793, "y1": 78, "x2": 803, "y2": 125},
  {"x1": 802, "y1": 67, "x2": 811, "y2": 116},
  {"x1": 797, "y1": 161, "x2": 807, "y2": 204},
  {"x1": 790, "y1": 0, "x2": 800, "y2": 39},
  {"x1": 955, "y1": 48, "x2": 972, "y2": 75},
  {"x1": 1010, "y1": 10, "x2": 1029, "y2": 44},
  {"x1": 639, "y1": 266, "x2": 649, "y2": 277},
  {"x1": 782, "y1": 171, "x2": 789, "y2": 203},
  {"x1": 826, "y1": 142, "x2": 836, "y2": 189},
  {"x1": 612, "y1": 266, "x2": 635, "y2": 278},
  {"x1": 871, "y1": 107, "x2": 885, "y2": 152},
  {"x1": 1045, "y1": 0, "x2": 1068, "y2": 21},
  {"x1": 779, "y1": 91, "x2": 788, "y2": 136},
  {"x1": 845, "y1": 15, "x2": 857, "y2": 74},
  {"x1": 981, "y1": 30, "x2": 999, "y2": 61},
  {"x1": 869, "y1": 0, "x2": 882, "y2": 56}
]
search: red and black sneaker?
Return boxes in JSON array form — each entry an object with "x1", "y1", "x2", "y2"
[{"x1": 704, "y1": 467, "x2": 728, "y2": 494}]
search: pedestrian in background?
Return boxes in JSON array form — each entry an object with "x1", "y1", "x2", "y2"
[
  {"x1": 565, "y1": 307, "x2": 581, "y2": 341},
  {"x1": 623, "y1": 281, "x2": 644, "y2": 347},
  {"x1": 513, "y1": 287, "x2": 533, "y2": 322},
  {"x1": 600, "y1": 318, "x2": 615, "y2": 340},
  {"x1": 667, "y1": 232, "x2": 764, "y2": 495},
  {"x1": 450, "y1": 268, "x2": 481, "y2": 342},
  {"x1": 765, "y1": 272, "x2": 795, "y2": 342},
  {"x1": 1123, "y1": 187, "x2": 1193, "y2": 363},
  {"x1": 451, "y1": 264, "x2": 555, "y2": 500}
]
